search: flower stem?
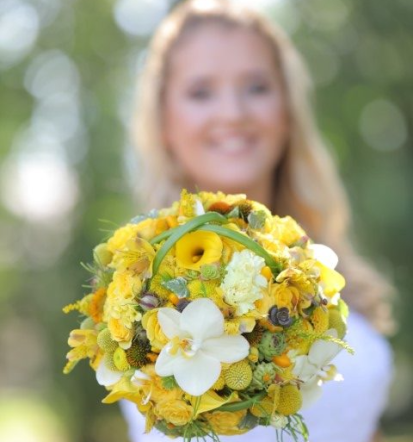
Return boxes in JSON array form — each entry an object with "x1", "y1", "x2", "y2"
[{"x1": 151, "y1": 212, "x2": 228, "y2": 275}]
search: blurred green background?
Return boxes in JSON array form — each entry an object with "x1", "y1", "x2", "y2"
[{"x1": 0, "y1": 0, "x2": 411, "y2": 441}]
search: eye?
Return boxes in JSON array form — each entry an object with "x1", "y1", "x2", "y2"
[
  {"x1": 247, "y1": 82, "x2": 270, "y2": 95},
  {"x1": 187, "y1": 88, "x2": 212, "y2": 100}
]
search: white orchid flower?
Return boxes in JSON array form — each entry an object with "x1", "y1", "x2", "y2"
[
  {"x1": 309, "y1": 243, "x2": 339, "y2": 269},
  {"x1": 155, "y1": 298, "x2": 250, "y2": 396},
  {"x1": 292, "y1": 329, "x2": 343, "y2": 408},
  {"x1": 292, "y1": 329, "x2": 342, "y2": 384},
  {"x1": 96, "y1": 360, "x2": 123, "y2": 387}
]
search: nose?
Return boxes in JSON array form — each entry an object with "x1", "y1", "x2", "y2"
[{"x1": 217, "y1": 88, "x2": 247, "y2": 123}]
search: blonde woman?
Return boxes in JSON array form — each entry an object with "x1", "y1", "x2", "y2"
[{"x1": 121, "y1": 1, "x2": 394, "y2": 441}]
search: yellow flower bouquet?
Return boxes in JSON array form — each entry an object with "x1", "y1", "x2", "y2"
[{"x1": 64, "y1": 190, "x2": 352, "y2": 441}]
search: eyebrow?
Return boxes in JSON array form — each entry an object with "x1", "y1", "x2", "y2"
[{"x1": 183, "y1": 68, "x2": 275, "y2": 85}]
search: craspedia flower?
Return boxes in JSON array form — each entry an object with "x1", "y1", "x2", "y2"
[
  {"x1": 93, "y1": 242, "x2": 113, "y2": 266},
  {"x1": 97, "y1": 328, "x2": 118, "y2": 352},
  {"x1": 224, "y1": 360, "x2": 252, "y2": 390},
  {"x1": 251, "y1": 362, "x2": 277, "y2": 389},
  {"x1": 311, "y1": 306, "x2": 329, "y2": 334},
  {"x1": 258, "y1": 331, "x2": 286, "y2": 361},
  {"x1": 126, "y1": 340, "x2": 151, "y2": 368},
  {"x1": 328, "y1": 309, "x2": 346, "y2": 339},
  {"x1": 113, "y1": 347, "x2": 130, "y2": 371},
  {"x1": 103, "y1": 352, "x2": 118, "y2": 371},
  {"x1": 277, "y1": 385, "x2": 302, "y2": 416}
]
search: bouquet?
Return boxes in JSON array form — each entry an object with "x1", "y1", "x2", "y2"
[{"x1": 64, "y1": 190, "x2": 352, "y2": 441}]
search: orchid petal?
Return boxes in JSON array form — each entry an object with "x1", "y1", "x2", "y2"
[
  {"x1": 292, "y1": 355, "x2": 318, "y2": 383},
  {"x1": 157, "y1": 308, "x2": 184, "y2": 339},
  {"x1": 202, "y1": 335, "x2": 249, "y2": 363},
  {"x1": 300, "y1": 377, "x2": 323, "y2": 409},
  {"x1": 155, "y1": 344, "x2": 179, "y2": 377},
  {"x1": 180, "y1": 298, "x2": 224, "y2": 341},
  {"x1": 308, "y1": 330, "x2": 342, "y2": 367},
  {"x1": 173, "y1": 350, "x2": 221, "y2": 396},
  {"x1": 96, "y1": 360, "x2": 123, "y2": 386},
  {"x1": 310, "y1": 244, "x2": 338, "y2": 269},
  {"x1": 131, "y1": 370, "x2": 150, "y2": 386}
]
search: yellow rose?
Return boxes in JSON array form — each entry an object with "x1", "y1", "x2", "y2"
[
  {"x1": 142, "y1": 310, "x2": 169, "y2": 351},
  {"x1": 205, "y1": 410, "x2": 248, "y2": 435},
  {"x1": 154, "y1": 400, "x2": 193, "y2": 426},
  {"x1": 139, "y1": 365, "x2": 183, "y2": 404},
  {"x1": 108, "y1": 318, "x2": 134, "y2": 348},
  {"x1": 271, "y1": 283, "x2": 299, "y2": 310}
]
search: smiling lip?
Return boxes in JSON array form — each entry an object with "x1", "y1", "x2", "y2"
[{"x1": 208, "y1": 135, "x2": 256, "y2": 155}]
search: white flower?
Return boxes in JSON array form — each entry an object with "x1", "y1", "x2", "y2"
[
  {"x1": 309, "y1": 243, "x2": 338, "y2": 269},
  {"x1": 270, "y1": 413, "x2": 288, "y2": 429},
  {"x1": 155, "y1": 298, "x2": 249, "y2": 396},
  {"x1": 292, "y1": 329, "x2": 343, "y2": 408},
  {"x1": 220, "y1": 249, "x2": 267, "y2": 315},
  {"x1": 292, "y1": 329, "x2": 342, "y2": 383},
  {"x1": 96, "y1": 360, "x2": 123, "y2": 387}
]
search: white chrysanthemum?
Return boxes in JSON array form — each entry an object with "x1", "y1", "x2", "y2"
[{"x1": 220, "y1": 249, "x2": 267, "y2": 315}]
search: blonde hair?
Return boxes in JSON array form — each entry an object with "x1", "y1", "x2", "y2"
[{"x1": 131, "y1": 0, "x2": 394, "y2": 333}]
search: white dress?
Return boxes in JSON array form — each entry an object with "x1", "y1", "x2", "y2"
[{"x1": 120, "y1": 311, "x2": 393, "y2": 442}]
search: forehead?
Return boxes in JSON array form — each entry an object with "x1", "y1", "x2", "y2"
[{"x1": 167, "y1": 24, "x2": 278, "y2": 81}]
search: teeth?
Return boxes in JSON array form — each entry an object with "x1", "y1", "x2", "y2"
[{"x1": 215, "y1": 137, "x2": 249, "y2": 152}]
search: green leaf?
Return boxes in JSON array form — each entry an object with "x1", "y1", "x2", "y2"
[
  {"x1": 161, "y1": 276, "x2": 189, "y2": 298},
  {"x1": 198, "y1": 225, "x2": 283, "y2": 277},
  {"x1": 248, "y1": 210, "x2": 267, "y2": 230}
]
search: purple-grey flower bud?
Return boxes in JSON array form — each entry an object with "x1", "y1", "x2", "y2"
[
  {"x1": 176, "y1": 299, "x2": 191, "y2": 313},
  {"x1": 139, "y1": 293, "x2": 159, "y2": 311}
]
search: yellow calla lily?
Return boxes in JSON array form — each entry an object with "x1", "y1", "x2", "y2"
[
  {"x1": 190, "y1": 390, "x2": 237, "y2": 417},
  {"x1": 175, "y1": 231, "x2": 223, "y2": 271}
]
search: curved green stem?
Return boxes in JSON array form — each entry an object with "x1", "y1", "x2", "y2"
[
  {"x1": 151, "y1": 212, "x2": 228, "y2": 275},
  {"x1": 216, "y1": 391, "x2": 267, "y2": 412},
  {"x1": 198, "y1": 225, "x2": 283, "y2": 277}
]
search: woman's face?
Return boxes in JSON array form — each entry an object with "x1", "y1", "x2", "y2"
[{"x1": 162, "y1": 24, "x2": 290, "y2": 195}]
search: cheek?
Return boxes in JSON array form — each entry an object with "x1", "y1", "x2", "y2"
[{"x1": 164, "y1": 98, "x2": 210, "y2": 152}]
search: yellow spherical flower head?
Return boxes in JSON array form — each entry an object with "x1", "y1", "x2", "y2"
[
  {"x1": 277, "y1": 385, "x2": 302, "y2": 416},
  {"x1": 154, "y1": 399, "x2": 193, "y2": 426},
  {"x1": 223, "y1": 360, "x2": 252, "y2": 390},
  {"x1": 311, "y1": 306, "x2": 329, "y2": 334},
  {"x1": 175, "y1": 231, "x2": 223, "y2": 271}
]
